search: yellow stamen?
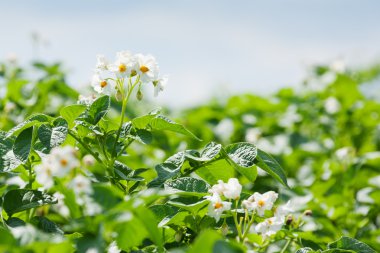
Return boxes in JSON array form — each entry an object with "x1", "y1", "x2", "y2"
[
  {"x1": 100, "y1": 80, "x2": 107, "y2": 88},
  {"x1": 258, "y1": 200, "x2": 265, "y2": 207},
  {"x1": 60, "y1": 159, "x2": 68, "y2": 166},
  {"x1": 119, "y1": 64, "x2": 127, "y2": 72},
  {"x1": 140, "y1": 65, "x2": 149, "y2": 73},
  {"x1": 214, "y1": 202, "x2": 223, "y2": 209}
]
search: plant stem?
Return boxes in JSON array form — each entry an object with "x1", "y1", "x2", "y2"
[
  {"x1": 68, "y1": 130, "x2": 102, "y2": 164},
  {"x1": 241, "y1": 211, "x2": 255, "y2": 241},
  {"x1": 232, "y1": 209, "x2": 243, "y2": 242},
  {"x1": 280, "y1": 239, "x2": 292, "y2": 253}
]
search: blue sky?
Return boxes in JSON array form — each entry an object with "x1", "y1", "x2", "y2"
[{"x1": 1, "y1": 1, "x2": 379, "y2": 107}]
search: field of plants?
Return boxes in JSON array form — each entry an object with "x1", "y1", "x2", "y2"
[{"x1": 0, "y1": 52, "x2": 379, "y2": 252}]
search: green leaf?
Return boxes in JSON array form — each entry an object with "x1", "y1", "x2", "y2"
[
  {"x1": 254, "y1": 149, "x2": 288, "y2": 187},
  {"x1": 187, "y1": 230, "x2": 222, "y2": 253},
  {"x1": 327, "y1": 236, "x2": 376, "y2": 253},
  {"x1": 13, "y1": 126, "x2": 33, "y2": 163},
  {"x1": 3, "y1": 189, "x2": 57, "y2": 216},
  {"x1": 148, "y1": 152, "x2": 186, "y2": 188},
  {"x1": 213, "y1": 240, "x2": 245, "y2": 253},
  {"x1": 6, "y1": 114, "x2": 51, "y2": 137},
  {"x1": 133, "y1": 206, "x2": 164, "y2": 249},
  {"x1": 295, "y1": 248, "x2": 315, "y2": 253},
  {"x1": 0, "y1": 131, "x2": 14, "y2": 171},
  {"x1": 224, "y1": 142, "x2": 258, "y2": 182},
  {"x1": 168, "y1": 199, "x2": 209, "y2": 214},
  {"x1": 31, "y1": 216, "x2": 64, "y2": 234},
  {"x1": 149, "y1": 115, "x2": 201, "y2": 140},
  {"x1": 60, "y1": 104, "x2": 87, "y2": 128},
  {"x1": 37, "y1": 117, "x2": 68, "y2": 152},
  {"x1": 164, "y1": 177, "x2": 209, "y2": 196},
  {"x1": 87, "y1": 95, "x2": 110, "y2": 124},
  {"x1": 132, "y1": 112, "x2": 200, "y2": 140}
]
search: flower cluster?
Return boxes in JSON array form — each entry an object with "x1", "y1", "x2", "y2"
[
  {"x1": 205, "y1": 178, "x2": 242, "y2": 221},
  {"x1": 91, "y1": 51, "x2": 167, "y2": 99},
  {"x1": 35, "y1": 146, "x2": 79, "y2": 189},
  {"x1": 205, "y1": 178, "x2": 294, "y2": 239}
]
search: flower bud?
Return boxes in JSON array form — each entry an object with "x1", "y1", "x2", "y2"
[
  {"x1": 82, "y1": 154, "x2": 96, "y2": 167},
  {"x1": 220, "y1": 222, "x2": 229, "y2": 236},
  {"x1": 115, "y1": 90, "x2": 123, "y2": 101},
  {"x1": 304, "y1": 210, "x2": 313, "y2": 216},
  {"x1": 286, "y1": 215, "x2": 293, "y2": 225},
  {"x1": 175, "y1": 230, "x2": 183, "y2": 242},
  {"x1": 137, "y1": 90, "x2": 143, "y2": 101}
]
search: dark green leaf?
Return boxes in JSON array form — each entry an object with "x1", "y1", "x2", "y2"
[
  {"x1": 254, "y1": 149, "x2": 288, "y2": 187},
  {"x1": 328, "y1": 236, "x2": 376, "y2": 253},
  {"x1": 3, "y1": 189, "x2": 57, "y2": 216},
  {"x1": 87, "y1": 95, "x2": 110, "y2": 124},
  {"x1": 13, "y1": 126, "x2": 33, "y2": 163},
  {"x1": 31, "y1": 216, "x2": 64, "y2": 234}
]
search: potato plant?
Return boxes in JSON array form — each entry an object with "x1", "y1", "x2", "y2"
[{"x1": 0, "y1": 53, "x2": 378, "y2": 252}]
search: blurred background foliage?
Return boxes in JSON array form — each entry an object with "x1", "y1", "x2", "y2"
[{"x1": 1, "y1": 58, "x2": 380, "y2": 251}]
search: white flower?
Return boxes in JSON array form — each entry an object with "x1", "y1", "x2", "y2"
[
  {"x1": 209, "y1": 180, "x2": 226, "y2": 196},
  {"x1": 78, "y1": 94, "x2": 97, "y2": 105},
  {"x1": 136, "y1": 54, "x2": 159, "y2": 83},
  {"x1": 107, "y1": 241, "x2": 121, "y2": 253},
  {"x1": 214, "y1": 118, "x2": 234, "y2": 142},
  {"x1": 51, "y1": 192, "x2": 70, "y2": 217},
  {"x1": 91, "y1": 73, "x2": 114, "y2": 95},
  {"x1": 223, "y1": 178, "x2": 242, "y2": 199},
  {"x1": 69, "y1": 174, "x2": 93, "y2": 197},
  {"x1": 95, "y1": 54, "x2": 108, "y2": 70},
  {"x1": 82, "y1": 195, "x2": 102, "y2": 216},
  {"x1": 274, "y1": 201, "x2": 294, "y2": 222},
  {"x1": 50, "y1": 146, "x2": 79, "y2": 176},
  {"x1": 152, "y1": 75, "x2": 168, "y2": 97},
  {"x1": 82, "y1": 154, "x2": 96, "y2": 166},
  {"x1": 34, "y1": 162, "x2": 56, "y2": 189},
  {"x1": 108, "y1": 51, "x2": 136, "y2": 78},
  {"x1": 245, "y1": 128, "x2": 261, "y2": 143},
  {"x1": 324, "y1": 97, "x2": 341, "y2": 114},
  {"x1": 205, "y1": 193, "x2": 232, "y2": 222},
  {"x1": 255, "y1": 217, "x2": 283, "y2": 237},
  {"x1": 209, "y1": 178, "x2": 242, "y2": 200},
  {"x1": 242, "y1": 191, "x2": 278, "y2": 216}
]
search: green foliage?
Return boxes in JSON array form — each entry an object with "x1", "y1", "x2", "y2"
[{"x1": 0, "y1": 58, "x2": 379, "y2": 253}]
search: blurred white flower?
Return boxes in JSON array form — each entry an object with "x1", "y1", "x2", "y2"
[
  {"x1": 78, "y1": 94, "x2": 97, "y2": 105},
  {"x1": 91, "y1": 73, "x2": 114, "y2": 95},
  {"x1": 214, "y1": 118, "x2": 234, "y2": 143},
  {"x1": 152, "y1": 75, "x2": 168, "y2": 97},
  {"x1": 107, "y1": 241, "x2": 121, "y2": 253},
  {"x1": 52, "y1": 192, "x2": 70, "y2": 217},
  {"x1": 242, "y1": 191, "x2": 278, "y2": 216},
  {"x1": 69, "y1": 174, "x2": 93, "y2": 197},
  {"x1": 257, "y1": 134, "x2": 291, "y2": 155},
  {"x1": 4, "y1": 101, "x2": 16, "y2": 113},
  {"x1": 274, "y1": 201, "x2": 294, "y2": 222},
  {"x1": 205, "y1": 193, "x2": 232, "y2": 222},
  {"x1": 82, "y1": 195, "x2": 102, "y2": 216},
  {"x1": 82, "y1": 154, "x2": 96, "y2": 167},
  {"x1": 35, "y1": 163, "x2": 56, "y2": 189},
  {"x1": 242, "y1": 114, "x2": 257, "y2": 125},
  {"x1": 324, "y1": 97, "x2": 341, "y2": 114},
  {"x1": 95, "y1": 54, "x2": 108, "y2": 70},
  {"x1": 6, "y1": 176, "x2": 27, "y2": 188},
  {"x1": 279, "y1": 105, "x2": 301, "y2": 128},
  {"x1": 35, "y1": 146, "x2": 79, "y2": 189},
  {"x1": 136, "y1": 54, "x2": 159, "y2": 83},
  {"x1": 255, "y1": 217, "x2": 283, "y2": 237},
  {"x1": 330, "y1": 59, "x2": 346, "y2": 73},
  {"x1": 245, "y1": 127, "x2": 261, "y2": 143},
  {"x1": 50, "y1": 146, "x2": 80, "y2": 176}
]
